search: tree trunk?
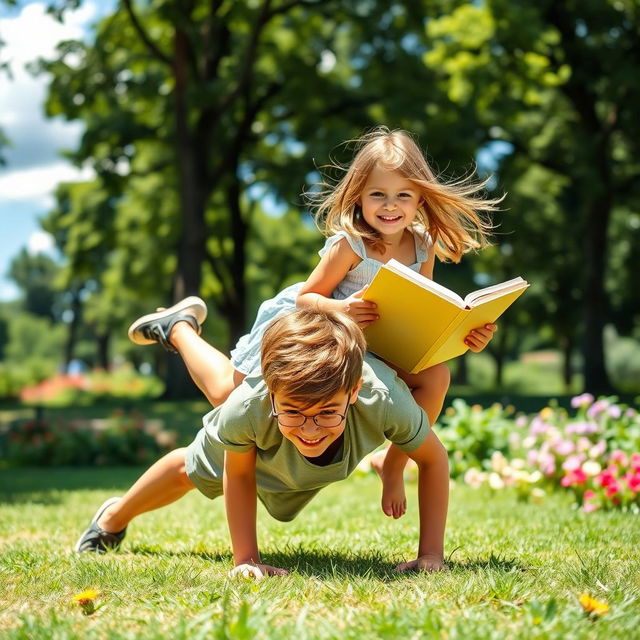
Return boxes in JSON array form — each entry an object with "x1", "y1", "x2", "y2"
[
  {"x1": 163, "y1": 27, "x2": 209, "y2": 399},
  {"x1": 559, "y1": 334, "x2": 573, "y2": 393},
  {"x1": 172, "y1": 27, "x2": 206, "y2": 300},
  {"x1": 452, "y1": 354, "x2": 468, "y2": 386},
  {"x1": 96, "y1": 330, "x2": 111, "y2": 370},
  {"x1": 226, "y1": 178, "x2": 248, "y2": 347},
  {"x1": 492, "y1": 321, "x2": 508, "y2": 389},
  {"x1": 581, "y1": 176, "x2": 615, "y2": 394},
  {"x1": 63, "y1": 286, "x2": 83, "y2": 372}
]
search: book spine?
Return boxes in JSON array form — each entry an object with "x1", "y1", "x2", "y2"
[{"x1": 411, "y1": 308, "x2": 468, "y2": 373}]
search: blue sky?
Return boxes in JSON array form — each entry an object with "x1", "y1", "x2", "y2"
[{"x1": 0, "y1": 1, "x2": 114, "y2": 300}]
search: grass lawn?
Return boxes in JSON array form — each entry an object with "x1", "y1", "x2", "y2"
[{"x1": 1, "y1": 467, "x2": 639, "y2": 639}]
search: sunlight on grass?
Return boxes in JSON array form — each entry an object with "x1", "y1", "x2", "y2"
[{"x1": 1, "y1": 470, "x2": 639, "y2": 638}]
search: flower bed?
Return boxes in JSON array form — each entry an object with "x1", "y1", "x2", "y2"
[
  {"x1": 1, "y1": 411, "x2": 176, "y2": 466},
  {"x1": 441, "y1": 395, "x2": 640, "y2": 513}
]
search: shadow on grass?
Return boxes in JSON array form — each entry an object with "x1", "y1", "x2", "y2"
[
  {"x1": 0, "y1": 466, "x2": 143, "y2": 504},
  {"x1": 125, "y1": 545, "x2": 529, "y2": 580}
]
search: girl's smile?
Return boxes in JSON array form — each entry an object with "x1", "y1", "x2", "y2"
[{"x1": 359, "y1": 167, "x2": 422, "y2": 241}]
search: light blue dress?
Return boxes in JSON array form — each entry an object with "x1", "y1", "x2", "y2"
[{"x1": 230, "y1": 230, "x2": 429, "y2": 374}]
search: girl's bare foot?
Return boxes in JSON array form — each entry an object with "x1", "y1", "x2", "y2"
[{"x1": 370, "y1": 450, "x2": 407, "y2": 519}]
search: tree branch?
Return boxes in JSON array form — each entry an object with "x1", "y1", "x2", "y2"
[{"x1": 122, "y1": 0, "x2": 172, "y2": 66}]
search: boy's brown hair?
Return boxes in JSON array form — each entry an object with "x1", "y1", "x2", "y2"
[{"x1": 261, "y1": 309, "x2": 365, "y2": 407}]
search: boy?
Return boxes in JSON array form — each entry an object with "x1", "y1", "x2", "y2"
[{"x1": 75, "y1": 308, "x2": 449, "y2": 576}]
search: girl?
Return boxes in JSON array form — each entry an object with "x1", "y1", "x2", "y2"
[{"x1": 129, "y1": 127, "x2": 499, "y2": 519}]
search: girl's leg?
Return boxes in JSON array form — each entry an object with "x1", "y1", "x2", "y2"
[
  {"x1": 371, "y1": 363, "x2": 450, "y2": 518},
  {"x1": 97, "y1": 448, "x2": 196, "y2": 533},
  {"x1": 169, "y1": 322, "x2": 246, "y2": 407}
]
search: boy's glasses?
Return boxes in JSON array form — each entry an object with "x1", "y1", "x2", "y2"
[{"x1": 270, "y1": 394, "x2": 350, "y2": 429}]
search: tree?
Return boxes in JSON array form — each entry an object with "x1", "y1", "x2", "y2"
[
  {"x1": 8, "y1": 250, "x2": 61, "y2": 321},
  {"x1": 421, "y1": 0, "x2": 640, "y2": 393}
]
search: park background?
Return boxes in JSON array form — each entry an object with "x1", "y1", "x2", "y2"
[{"x1": 0, "y1": 1, "x2": 639, "y2": 638}]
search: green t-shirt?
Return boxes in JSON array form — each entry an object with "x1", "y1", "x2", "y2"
[{"x1": 185, "y1": 354, "x2": 429, "y2": 521}]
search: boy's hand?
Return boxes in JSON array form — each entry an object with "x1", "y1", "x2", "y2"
[
  {"x1": 228, "y1": 562, "x2": 289, "y2": 579},
  {"x1": 395, "y1": 553, "x2": 446, "y2": 573},
  {"x1": 464, "y1": 323, "x2": 497, "y2": 352},
  {"x1": 341, "y1": 285, "x2": 378, "y2": 328}
]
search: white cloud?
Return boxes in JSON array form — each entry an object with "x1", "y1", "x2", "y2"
[
  {"x1": 0, "y1": 161, "x2": 94, "y2": 203},
  {"x1": 0, "y1": 1, "x2": 102, "y2": 172},
  {"x1": 0, "y1": 1, "x2": 113, "y2": 301},
  {"x1": 27, "y1": 230, "x2": 55, "y2": 255}
]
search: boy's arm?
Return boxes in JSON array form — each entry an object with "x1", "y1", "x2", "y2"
[
  {"x1": 223, "y1": 448, "x2": 288, "y2": 578},
  {"x1": 398, "y1": 429, "x2": 449, "y2": 572}
]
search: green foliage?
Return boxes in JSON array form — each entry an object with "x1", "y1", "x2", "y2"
[
  {"x1": 439, "y1": 398, "x2": 517, "y2": 477},
  {"x1": 1, "y1": 411, "x2": 175, "y2": 467},
  {"x1": 0, "y1": 312, "x2": 66, "y2": 397},
  {"x1": 7, "y1": 250, "x2": 61, "y2": 320},
  {"x1": 605, "y1": 327, "x2": 640, "y2": 394}
]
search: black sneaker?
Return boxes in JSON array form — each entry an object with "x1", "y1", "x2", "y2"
[
  {"x1": 127, "y1": 296, "x2": 208, "y2": 353},
  {"x1": 74, "y1": 497, "x2": 127, "y2": 553}
]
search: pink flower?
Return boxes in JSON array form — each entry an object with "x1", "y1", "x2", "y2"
[
  {"x1": 605, "y1": 482, "x2": 620, "y2": 498},
  {"x1": 562, "y1": 454, "x2": 586, "y2": 472},
  {"x1": 529, "y1": 417, "x2": 550, "y2": 436},
  {"x1": 609, "y1": 450, "x2": 628, "y2": 466},
  {"x1": 571, "y1": 393, "x2": 594, "y2": 409},
  {"x1": 555, "y1": 440, "x2": 576, "y2": 456},
  {"x1": 587, "y1": 400, "x2": 609, "y2": 419},
  {"x1": 607, "y1": 405, "x2": 622, "y2": 419},
  {"x1": 583, "y1": 490, "x2": 596, "y2": 500},
  {"x1": 562, "y1": 468, "x2": 588, "y2": 487},
  {"x1": 625, "y1": 473, "x2": 640, "y2": 492},
  {"x1": 598, "y1": 469, "x2": 616, "y2": 487},
  {"x1": 583, "y1": 502, "x2": 599, "y2": 513},
  {"x1": 631, "y1": 453, "x2": 640, "y2": 471}
]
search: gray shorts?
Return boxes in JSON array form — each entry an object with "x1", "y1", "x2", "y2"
[{"x1": 185, "y1": 427, "x2": 319, "y2": 522}]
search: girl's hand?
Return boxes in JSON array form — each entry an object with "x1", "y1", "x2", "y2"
[
  {"x1": 464, "y1": 323, "x2": 497, "y2": 352},
  {"x1": 341, "y1": 285, "x2": 378, "y2": 328},
  {"x1": 395, "y1": 553, "x2": 446, "y2": 573},
  {"x1": 228, "y1": 562, "x2": 289, "y2": 579}
]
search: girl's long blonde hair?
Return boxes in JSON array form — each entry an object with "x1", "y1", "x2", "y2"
[{"x1": 310, "y1": 127, "x2": 500, "y2": 262}]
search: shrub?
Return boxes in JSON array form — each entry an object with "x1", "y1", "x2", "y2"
[
  {"x1": 1, "y1": 411, "x2": 176, "y2": 466},
  {"x1": 19, "y1": 365, "x2": 164, "y2": 407}
]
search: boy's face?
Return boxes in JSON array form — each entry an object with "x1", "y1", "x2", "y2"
[{"x1": 271, "y1": 384, "x2": 361, "y2": 457}]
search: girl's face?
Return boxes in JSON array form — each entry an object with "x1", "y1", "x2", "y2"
[{"x1": 358, "y1": 167, "x2": 422, "y2": 239}]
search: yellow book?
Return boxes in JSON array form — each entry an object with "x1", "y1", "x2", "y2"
[{"x1": 362, "y1": 259, "x2": 529, "y2": 373}]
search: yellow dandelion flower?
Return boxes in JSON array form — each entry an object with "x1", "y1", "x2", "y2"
[
  {"x1": 72, "y1": 589, "x2": 99, "y2": 616},
  {"x1": 579, "y1": 593, "x2": 609, "y2": 616},
  {"x1": 539, "y1": 407, "x2": 553, "y2": 420},
  {"x1": 72, "y1": 589, "x2": 98, "y2": 604}
]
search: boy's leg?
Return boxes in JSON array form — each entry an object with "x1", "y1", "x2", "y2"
[
  {"x1": 129, "y1": 298, "x2": 245, "y2": 407},
  {"x1": 170, "y1": 323, "x2": 246, "y2": 407},
  {"x1": 75, "y1": 448, "x2": 195, "y2": 552},
  {"x1": 371, "y1": 363, "x2": 450, "y2": 518}
]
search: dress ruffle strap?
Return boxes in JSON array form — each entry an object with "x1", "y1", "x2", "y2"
[{"x1": 318, "y1": 232, "x2": 367, "y2": 259}]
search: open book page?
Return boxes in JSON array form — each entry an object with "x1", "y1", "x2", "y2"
[
  {"x1": 384, "y1": 259, "x2": 466, "y2": 308},
  {"x1": 463, "y1": 277, "x2": 529, "y2": 307}
]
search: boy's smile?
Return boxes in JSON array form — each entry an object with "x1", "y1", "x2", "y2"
[{"x1": 271, "y1": 386, "x2": 360, "y2": 457}]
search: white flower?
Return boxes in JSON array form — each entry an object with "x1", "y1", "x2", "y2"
[
  {"x1": 511, "y1": 458, "x2": 526, "y2": 470},
  {"x1": 582, "y1": 460, "x2": 602, "y2": 476},
  {"x1": 464, "y1": 468, "x2": 486, "y2": 489},
  {"x1": 488, "y1": 472, "x2": 505, "y2": 490},
  {"x1": 491, "y1": 451, "x2": 508, "y2": 473},
  {"x1": 528, "y1": 470, "x2": 542, "y2": 483},
  {"x1": 531, "y1": 488, "x2": 545, "y2": 503}
]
